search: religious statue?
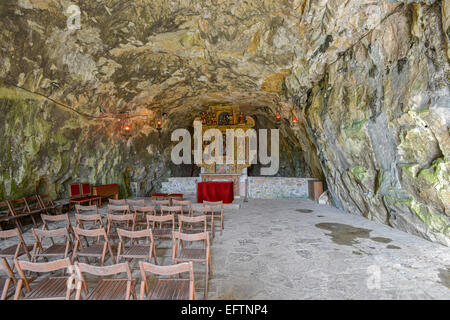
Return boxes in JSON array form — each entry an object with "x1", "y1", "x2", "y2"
[
  {"x1": 200, "y1": 111, "x2": 207, "y2": 125},
  {"x1": 239, "y1": 112, "x2": 246, "y2": 124},
  {"x1": 211, "y1": 112, "x2": 218, "y2": 125}
]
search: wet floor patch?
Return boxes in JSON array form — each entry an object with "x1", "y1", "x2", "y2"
[
  {"x1": 296, "y1": 209, "x2": 314, "y2": 213},
  {"x1": 438, "y1": 267, "x2": 450, "y2": 289},
  {"x1": 371, "y1": 237, "x2": 393, "y2": 244},
  {"x1": 315, "y1": 222, "x2": 372, "y2": 246},
  {"x1": 387, "y1": 245, "x2": 401, "y2": 249}
]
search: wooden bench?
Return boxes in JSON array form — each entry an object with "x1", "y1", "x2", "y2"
[{"x1": 92, "y1": 184, "x2": 119, "y2": 203}]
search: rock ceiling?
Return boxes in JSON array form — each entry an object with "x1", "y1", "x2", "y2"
[{"x1": 1, "y1": 0, "x2": 430, "y2": 125}]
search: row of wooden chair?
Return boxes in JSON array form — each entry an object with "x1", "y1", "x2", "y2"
[
  {"x1": 0, "y1": 195, "x2": 62, "y2": 232},
  {"x1": 12, "y1": 258, "x2": 195, "y2": 300}
]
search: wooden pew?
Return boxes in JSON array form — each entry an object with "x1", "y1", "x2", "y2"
[{"x1": 92, "y1": 184, "x2": 119, "y2": 202}]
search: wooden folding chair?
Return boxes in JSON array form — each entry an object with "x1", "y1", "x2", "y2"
[
  {"x1": 14, "y1": 258, "x2": 74, "y2": 300},
  {"x1": 172, "y1": 231, "x2": 212, "y2": 299},
  {"x1": 72, "y1": 227, "x2": 116, "y2": 266},
  {"x1": 161, "y1": 206, "x2": 184, "y2": 229},
  {"x1": 117, "y1": 229, "x2": 157, "y2": 265},
  {"x1": 151, "y1": 199, "x2": 170, "y2": 214},
  {"x1": 109, "y1": 199, "x2": 127, "y2": 205},
  {"x1": 178, "y1": 215, "x2": 208, "y2": 235},
  {"x1": 0, "y1": 258, "x2": 16, "y2": 300},
  {"x1": 0, "y1": 201, "x2": 22, "y2": 231},
  {"x1": 24, "y1": 196, "x2": 44, "y2": 224},
  {"x1": 38, "y1": 194, "x2": 63, "y2": 215},
  {"x1": 74, "y1": 262, "x2": 137, "y2": 300},
  {"x1": 192, "y1": 206, "x2": 215, "y2": 239},
  {"x1": 0, "y1": 228, "x2": 32, "y2": 272},
  {"x1": 139, "y1": 261, "x2": 195, "y2": 300},
  {"x1": 106, "y1": 213, "x2": 135, "y2": 245},
  {"x1": 75, "y1": 212, "x2": 104, "y2": 229},
  {"x1": 31, "y1": 228, "x2": 73, "y2": 263},
  {"x1": 75, "y1": 204, "x2": 99, "y2": 215},
  {"x1": 203, "y1": 201, "x2": 224, "y2": 235},
  {"x1": 172, "y1": 199, "x2": 192, "y2": 216},
  {"x1": 134, "y1": 206, "x2": 157, "y2": 230},
  {"x1": 126, "y1": 199, "x2": 146, "y2": 210},
  {"x1": 147, "y1": 214, "x2": 175, "y2": 242},
  {"x1": 7, "y1": 198, "x2": 37, "y2": 232},
  {"x1": 108, "y1": 204, "x2": 131, "y2": 215},
  {"x1": 41, "y1": 213, "x2": 73, "y2": 233}
]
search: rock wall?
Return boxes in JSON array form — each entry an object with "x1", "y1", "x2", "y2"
[
  {"x1": 0, "y1": 0, "x2": 448, "y2": 245},
  {"x1": 292, "y1": 2, "x2": 450, "y2": 245}
]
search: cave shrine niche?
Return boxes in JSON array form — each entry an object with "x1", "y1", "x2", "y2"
[{"x1": 194, "y1": 105, "x2": 255, "y2": 174}]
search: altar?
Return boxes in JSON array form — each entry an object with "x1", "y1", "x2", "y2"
[
  {"x1": 194, "y1": 105, "x2": 255, "y2": 203},
  {"x1": 200, "y1": 173, "x2": 242, "y2": 199}
]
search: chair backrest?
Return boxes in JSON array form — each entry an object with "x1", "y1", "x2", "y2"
[
  {"x1": 32, "y1": 228, "x2": 72, "y2": 255},
  {"x1": 74, "y1": 262, "x2": 133, "y2": 300},
  {"x1": 14, "y1": 258, "x2": 74, "y2": 299},
  {"x1": 41, "y1": 213, "x2": 72, "y2": 230},
  {"x1": 147, "y1": 214, "x2": 175, "y2": 229},
  {"x1": 134, "y1": 206, "x2": 157, "y2": 215},
  {"x1": 32, "y1": 227, "x2": 71, "y2": 243},
  {"x1": 80, "y1": 183, "x2": 91, "y2": 196},
  {"x1": 75, "y1": 204, "x2": 98, "y2": 215},
  {"x1": 139, "y1": 261, "x2": 194, "y2": 300},
  {"x1": 75, "y1": 261, "x2": 132, "y2": 278},
  {"x1": 173, "y1": 231, "x2": 210, "y2": 248},
  {"x1": 127, "y1": 199, "x2": 146, "y2": 208},
  {"x1": 172, "y1": 199, "x2": 191, "y2": 206},
  {"x1": 117, "y1": 228, "x2": 154, "y2": 243},
  {"x1": 0, "y1": 228, "x2": 31, "y2": 260},
  {"x1": 161, "y1": 206, "x2": 183, "y2": 215},
  {"x1": 107, "y1": 214, "x2": 135, "y2": 234},
  {"x1": 75, "y1": 213, "x2": 104, "y2": 229},
  {"x1": 151, "y1": 199, "x2": 170, "y2": 207},
  {"x1": 73, "y1": 226, "x2": 108, "y2": 242},
  {"x1": 109, "y1": 199, "x2": 127, "y2": 205},
  {"x1": 69, "y1": 183, "x2": 81, "y2": 198},
  {"x1": 203, "y1": 201, "x2": 223, "y2": 211},
  {"x1": 108, "y1": 204, "x2": 131, "y2": 215},
  {"x1": 178, "y1": 215, "x2": 207, "y2": 232}
]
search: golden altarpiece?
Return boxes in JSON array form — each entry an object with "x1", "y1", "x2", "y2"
[{"x1": 194, "y1": 105, "x2": 255, "y2": 198}]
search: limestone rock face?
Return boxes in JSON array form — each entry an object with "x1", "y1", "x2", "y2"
[
  {"x1": 298, "y1": 2, "x2": 450, "y2": 245},
  {"x1": 0, "y1": 0, "x2": 448, "y2": 244}
]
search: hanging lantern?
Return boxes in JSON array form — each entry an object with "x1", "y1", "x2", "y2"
[
  {"x1": 156, "y1": 119, "x2": 162, "y2": 132},
  {"x1": 292, "y1": 117, "x2": 298, "y2": 124}
]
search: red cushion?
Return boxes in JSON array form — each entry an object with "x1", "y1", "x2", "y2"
[
  {"x1": 152, "y1": 193, "x2": 168, "y2": 197},
  {"x1": 168, "y1": 194, "x2": 183, "y2": 197},
  {"x1": 70, "y1": 184, "x2": 81, "y2": 197},
  {"x1": 81, "y1": 183, "x2": 91, "y2": 195}
]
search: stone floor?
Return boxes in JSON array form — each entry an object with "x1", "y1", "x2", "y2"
[{"x1": 2, "y1": 198, "x2": 450, "y2": 299}]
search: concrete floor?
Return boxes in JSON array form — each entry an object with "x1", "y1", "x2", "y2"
[{"x1": 2, "y1": 198, "x2": 450, "y2": 300}]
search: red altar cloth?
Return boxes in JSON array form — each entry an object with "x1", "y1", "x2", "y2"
[{"x1": 197, "y1": 181, "x2": 234, "y2": 204}]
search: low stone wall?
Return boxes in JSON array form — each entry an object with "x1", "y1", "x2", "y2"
[
  {"x1": 248, "y1": 177, "x2": 311, "y2": 199},
  {"x1": 162, "y1": 176, "x2": 314, "y2": 199}
]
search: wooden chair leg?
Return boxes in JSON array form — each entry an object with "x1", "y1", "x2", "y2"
[{"x1": 204, "y1": 262, "x2": 209, "y2": 300}]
